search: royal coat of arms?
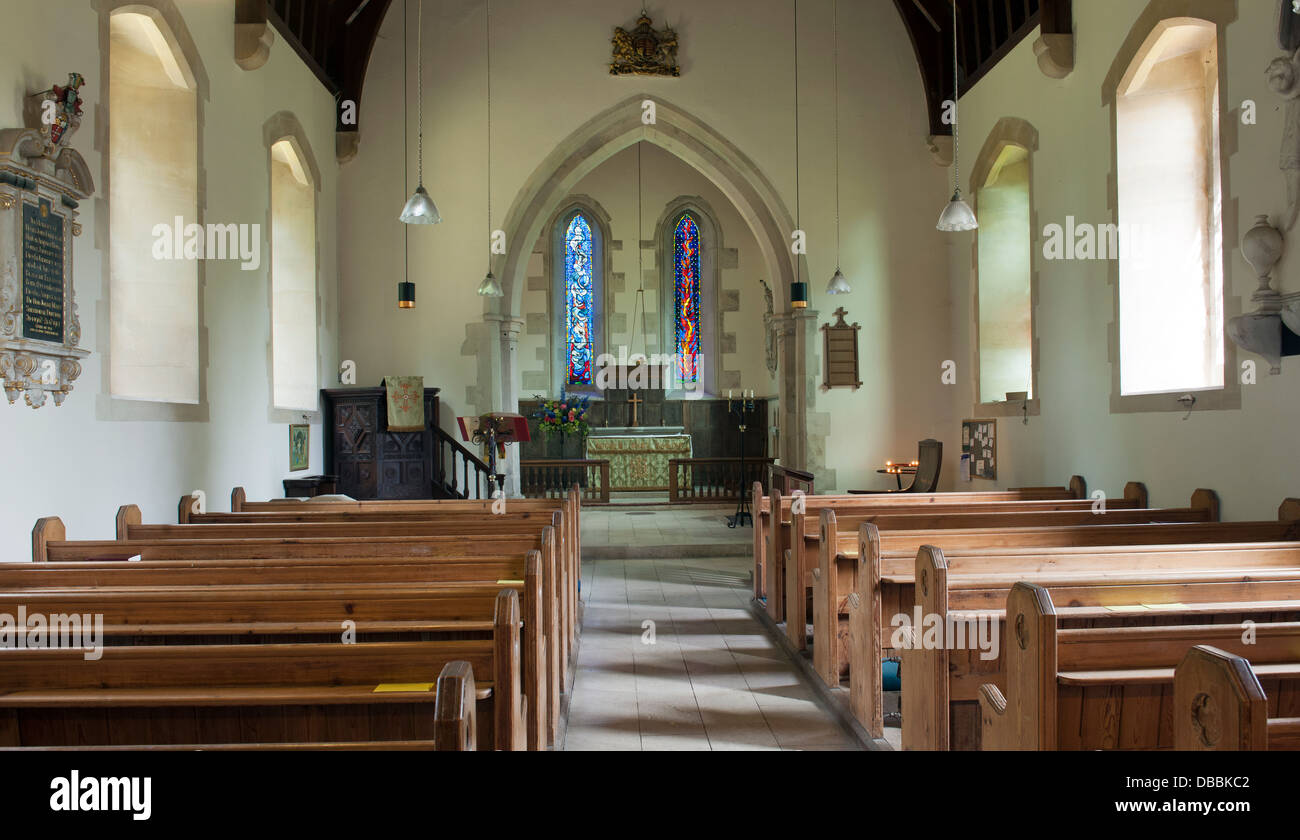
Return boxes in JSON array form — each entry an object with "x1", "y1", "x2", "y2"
[{"x1": 611, "y1": 14, "x2": 680, "y2": 77}]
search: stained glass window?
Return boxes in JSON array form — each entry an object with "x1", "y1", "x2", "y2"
[
  {"x1": 674, "y1": 213, "x2": 701, "y2": 382},
  {"x1": 564, "y1": 213, "x2": 595, "y2": 385}
]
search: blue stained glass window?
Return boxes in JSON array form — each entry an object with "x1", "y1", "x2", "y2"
[
  {"x1": 565, "y1": 214, "x2": 594, "y2": 385},
  {"x1": 674, "y1": 214, "x2": 701, "y2": 382}
]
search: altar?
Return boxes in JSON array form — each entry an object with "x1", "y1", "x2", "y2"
[{"x1": 585, "y1": 429, "x2": 692, "y2": 491}]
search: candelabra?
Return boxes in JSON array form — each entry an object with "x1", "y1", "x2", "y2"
[{"x1": 726, "y1": 390, "x2": 756, "y2": 529}]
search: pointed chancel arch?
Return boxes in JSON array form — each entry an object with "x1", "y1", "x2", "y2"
[{"x1": 484, "y1": 96, "x2": 814, "y2": 481}]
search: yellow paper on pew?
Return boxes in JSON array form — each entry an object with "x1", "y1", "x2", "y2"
[
  {"x1": 1103, "y1": 604, "x2": 1150, "y2": 613},
  {"x1": 1143, "y1": 603, "x2": 1188, "y2": 611},
  {"x1": 373, "y1": 683, "x2": 435, "y2": 693},
  {"x1": 497, "y1": 580, "x2": 524, "y2": 586}
]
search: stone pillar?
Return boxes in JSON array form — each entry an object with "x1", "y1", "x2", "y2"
[{"x1": 772, "y1": 313, "x2": 799, "y2": 468}]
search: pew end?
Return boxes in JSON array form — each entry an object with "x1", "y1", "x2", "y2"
[
  {"x1": 231, "y1": 486, "x2": 246, "y2": 512},
  {"x1": 851, "y1": 522, "x2": 884, "y2": 738},
  {"x1": 990, "y1": 582, "x2": 1059, "y2": 750},
  {"x1": 1190, "y1": 489, "x2": 1220, "y2": 521},
  {"x1": 1068, "y1": 475, "x2": 1087, "y2": 499},
  {"x1": 902, "y1": 545, "x2": 949, "y2": 750},
  {"x1": 115, "y1": 504, "x2": 142, "y2": 541},
  {"x1": 31, "y1": 516, "x2": 66, "y2": 563},
  {"x1": 492, "y1": 588, "x2": 525, "y2": 751},
  {"x1": 434, "y1": 661, "x2": 479, "y2": 751},
  {"x1": 1280, "y1": 498, "x2": 1300, "y2": 523},
  {"x1": 1123, "y1": 482, "x2": 1149, "y2": 509},
  {"x1": 177, "y1": 494, "x2": 191, "y2": 524},
  {"x1": 1173, "y1": 646, "x2": 1269, "y2": 751}
]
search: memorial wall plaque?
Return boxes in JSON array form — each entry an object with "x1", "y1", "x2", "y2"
[
  {"x1": 0, "y1": 76, "x2": 93, "y2": 409},
  {"x1": 21, "y1": 198, "x2": 64, "y2": 344}
]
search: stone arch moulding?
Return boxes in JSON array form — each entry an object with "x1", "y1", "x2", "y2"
[{"x1": 492, "y1": 96, "x2": 797, "y2": 322}]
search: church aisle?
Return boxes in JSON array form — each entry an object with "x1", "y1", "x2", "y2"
[{"x1": 565, "y1": 509, "x2": 860, "y2": 751}]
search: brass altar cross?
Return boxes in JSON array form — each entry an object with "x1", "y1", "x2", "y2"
[{"x1": 627, "y1": 391, "x2": 643, "y2": 426}]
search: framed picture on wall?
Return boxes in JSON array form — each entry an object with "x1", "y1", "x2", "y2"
[{"x1": 289, "y1": 424, "x2": 310, "y2": 472}]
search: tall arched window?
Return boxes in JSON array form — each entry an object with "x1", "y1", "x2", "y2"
[
  {"x1": 658, "y1": 202, "x2": 718, "y2": 396},
  {"x1": 1109, "y1": 14, "x2": 1226, "y2": 404},
  {"x1": 270, "y1": 136, "x2": 318, "y2": 411},
  {"x1": 108, "y1": 7, "x2": 200, "y2": 404},
  {"x1": 674, "y1": 213, "x2": 702, "y2": 383},
  {"x1": 970, "y1": 116, "x2": 1040, "y2": 416},
  {"x1": 564, "y1": 213, "x2": 595, "y2": 386}
]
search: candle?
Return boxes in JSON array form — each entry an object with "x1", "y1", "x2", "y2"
[{"x1": 729, "y1": 389, "x2": 733, "y2": 400}]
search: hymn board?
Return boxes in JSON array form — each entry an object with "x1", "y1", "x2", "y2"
[{"x1": 0, "y1": 77, "x2": 93, "y2": 409}]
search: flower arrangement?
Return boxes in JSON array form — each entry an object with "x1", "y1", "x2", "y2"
[{"x1": 531, "y1": 390, "x2": 591, "y2": 437}]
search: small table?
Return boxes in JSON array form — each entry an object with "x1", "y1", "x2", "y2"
[{"x1": 877, "y1": 464, "x2": 917, "y2": 491}]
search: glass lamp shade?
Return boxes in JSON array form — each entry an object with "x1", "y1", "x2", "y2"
[
  {"x1": 477, "y1": 270, "x2": 504, "y2": 297},
  {"x1": 400, "y1": 185, "x2": 442, "y2": 224},
  {"x1": 398, "y1": 281, "x2": 416, "y2": 309},
  {"x1": 826, "y1": 267, "x2": 851, "y2": 295},
  {"x1": 936, "y1": 190, "x2": 978, "y2": 232},
  {"x1": 790, "y1": 280, "x2": 809, "y2": 309}
]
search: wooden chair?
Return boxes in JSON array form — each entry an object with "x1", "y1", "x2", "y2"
[{"x1": 850, "y1": 439, "x2": 942, "y2": 494}]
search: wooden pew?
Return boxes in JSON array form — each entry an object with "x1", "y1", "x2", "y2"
[
  {"x1": 1173, "y1": 646, "x2": 1300, "y2": 750},
  {"x1": 900, "y1": 546, "x2": 1300, "y2": 749},
  {"x1": 852, "y1": 534, "x2": 1300, "y2": 741},
  {"x1": 0, "y1": 589, "x2": 525, "y2": 750},
  {"x1": 106, "y1": 508, "x2": 576, "y2": 676},
  {"x1": 3, "y1": 660, "x2": 479, "y2": 752},
  {"x1": 751, "y1": 476, "x2": 1087, "y2": 610},
  {"x1": 770, "y1": 483, "x2": 1114, "y2": 623},
  {"x1": 21, "y1": 529, "x2": 564, "y2": 748},
  {"x1": 801, "y1": 489, "x2": 1215, "y2": 683},
  {"x1": 975, "y1": 583, "x2": 1300, "y2": 749},
  {"x1": 0, "y1": 567, "x2": 549, "y2": 751},
  {"x1": 162, "y1": 502, "x2": 579, "y2": 664},
  {"x1": 225, "y1": 485, "x2": 581, "y2": 636}
]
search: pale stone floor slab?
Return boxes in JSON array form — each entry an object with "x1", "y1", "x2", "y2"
[{"x1": 565, "y1": 506, "x2": 861, "y2": 751}]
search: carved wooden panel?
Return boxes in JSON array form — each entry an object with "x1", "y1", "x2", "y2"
[{"x1": 323, "y1": 387, "x2": 439, "y2": 499}]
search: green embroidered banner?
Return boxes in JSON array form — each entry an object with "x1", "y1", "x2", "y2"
[
  {"x1": 585, "y1": 434, "x2": 692, "y2": 490},
  {"x1": 384, "y1": 376, "x2": 425, "y2": 432}
]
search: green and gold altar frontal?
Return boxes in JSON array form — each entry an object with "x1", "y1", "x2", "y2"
[{"x1": 585, "y1": 434, "x2": 692, "y2": 491}]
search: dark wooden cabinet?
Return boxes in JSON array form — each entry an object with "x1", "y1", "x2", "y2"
[{"x1": 321, "y1": 387, "x2": 441, "y2": 500}]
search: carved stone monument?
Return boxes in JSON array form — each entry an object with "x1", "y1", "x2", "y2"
[{"x1": 0, "y1": 74, "x2": 94, "y2": 408}]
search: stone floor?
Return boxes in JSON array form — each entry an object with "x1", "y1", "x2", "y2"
[{"x1": 564, "y1": 505, "x2": 861, "y2": 751}]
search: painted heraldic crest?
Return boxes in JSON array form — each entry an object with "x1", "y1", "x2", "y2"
[{"x1": 611, "y1": 14, "x2": 680, "y2": 77}]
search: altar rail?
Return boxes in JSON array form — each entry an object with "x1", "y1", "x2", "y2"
[
  {"x1": 520, "y1": 460, "x2": 611, "y2": 504},
  {"x1": 669, "y1": 458, "x2": 776, "y2": 503}
]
